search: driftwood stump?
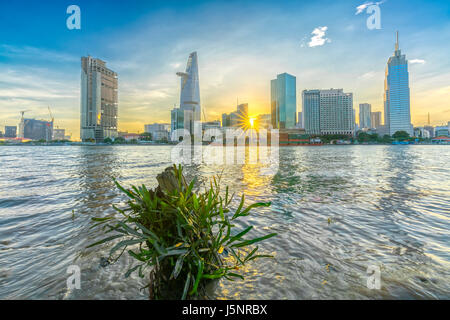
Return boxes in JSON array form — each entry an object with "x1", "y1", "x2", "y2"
[{"x1": 156, "y1": 166, "x2": 187, "y2": 195}]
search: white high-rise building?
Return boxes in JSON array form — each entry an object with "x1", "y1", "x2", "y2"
[
  {"x1": 384, "y1": 32, "x2": 413, "y2": 136},
  {"x1": 319, "y1": 89, "x2": 354, "y2": 135},
  {"x1": 359, "y1": 103, "x2": 372, "y2": 129},
  {"x1": 80, "y1": 56, "x2": 118, "y2": 142},
  {"x1": 371, "y1": 111, "x2": 382, "y2": 129},
  {"x1": 303, "y1": 89, "x2": 353, "y2": 135}
]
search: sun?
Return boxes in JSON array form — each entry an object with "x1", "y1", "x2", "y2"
[{"x1": 249, "y1": 117, "x2": 255, "y2": 128}]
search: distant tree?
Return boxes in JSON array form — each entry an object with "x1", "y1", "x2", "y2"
[
  {"x1": 369, "y1": 133, "x2": 379, "y2": 142},
  {"x1": 318, "y1": 134, "x2": 350, "y2": 144},
  {"x1": 103, "y1": 137, "x2": 113, "y2": 144},
  {"x1": 380, "y1": 134, "x2": 392, "y2": 143},
  {"x1": 393, "y1": 130, "x2": 410, "y2": 140},
  {"x1": 130, "y1": 139, "x2": 138, "y2": 144},
  {"x1": 114, "y1": 137, "x2": 126, "y2": 144},
  {"x1": 357, "y1": 132, "x2": 370, "y2": 143},
  {"x1": 141, "y1": 132, "x2": 152, "y2": 141}
]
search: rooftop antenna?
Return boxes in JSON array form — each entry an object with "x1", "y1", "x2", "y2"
[{"x1": 395, "y1": 31, "x2": 399, "y2": 51}]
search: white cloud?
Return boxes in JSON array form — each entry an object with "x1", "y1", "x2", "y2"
[
  {"x1": 409, "y1": 59, "x2": 426, "y2": 65},
  {"x1": 308, "y1": 26, "x2": 330, "y2": 47},
  {"x1": 355, "y1": 1, "x2": 386, "y2": 15},
  {"x1": 358, "y1": 71, "x2": 377, "y2": 80},
  {"x1": 170, "y1": 62, "x2": 182, "y2": 69}
]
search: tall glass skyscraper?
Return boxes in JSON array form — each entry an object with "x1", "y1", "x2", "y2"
[
  {"x1": 177, "y1": 51, "x2": 201, "y2": 122},
  {"x1": 384, "y1": 32, "x2": 413, "y2": 136},
  {"x1": 271, "y1": 73, "x2": 296, "y2": 129}
]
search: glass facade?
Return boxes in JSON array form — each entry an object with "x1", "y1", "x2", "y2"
[
  {"x1": 177, "y1": 52, "x2": 201, "y2": 123},
  {"x1": 302, "y1": 90, "x2": 321, "y2": 134},
  {"x1": 384, "y1": 33, "x2": 413, "y2": 136},
  {"x1": 270, "y1": 73, "x2": 296, "y2": 129}
]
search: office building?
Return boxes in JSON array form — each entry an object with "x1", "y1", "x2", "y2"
[
  {"x1": 383, "y1": 32, "x2": 413, "y2": 136},
  {"x1": 177, "y1": 52, "x2": 201, "y2": 123},
  {"x1": 371, "y1": 111, "x2": 382, "y2": 129},
  {"x1": 435, "y1": 126, "x2": 449, "y2": 137},
  {"x1": 80, "y1": 56, "x2": 118, "y2": 142},
  {"x1": 320, "y1": 89, "x2": 354, "y2": 135},
  {"x1": 222, "y1": 113, "x2": 231, "y2": 128},
  {"x1": 359, "y1": 103, "x2": 372, "y2": 129},
  {"x1": 302, "y1": 90, "x2": 321, "y2": 134},
  {"x1": 303, "y1": 89, "x2": 353, "y2": 135},
  {"x1": 144, "y1": 123, "x2": 170, "y2": 141},
  {"x1": 424, "y1": 125, "x2": 435, "y2": 138},
  {"x1": 414, "y1": 127, "x2": 430, "y2": 138},
  {"x1": 53, "y1": 128, "x2": 66, "y2": 140},
  {"x1": 171, "y1": 107, "x2": 194, "y2": 141},
  {"x1": 171, "y1": 52, "x2": 202, "y2": 140},
  {"x1": 21, "y1": 119, "x2": 53, "y2": 141},
  {"x1": 202, "y1": 121, "x2": 221, "y2": 131},
  {"x1": 5, "y1": 126, "x2": 17, "y2": 138},
  {"x1": 271, "y1": 73, "x2": 297, "y2": 129}
]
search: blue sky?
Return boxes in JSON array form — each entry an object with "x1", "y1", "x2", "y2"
[{"x1": 0, "y1": 0, "x2": 449, "y2": 139}]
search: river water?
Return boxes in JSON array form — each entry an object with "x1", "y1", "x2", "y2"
[{"x1": 0, "y1": 145, "x2": 449, "y2": 299}]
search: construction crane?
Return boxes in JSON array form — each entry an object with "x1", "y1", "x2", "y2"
[{"x1": 48, "y1": 106, "x2": 54, "y2": 123}]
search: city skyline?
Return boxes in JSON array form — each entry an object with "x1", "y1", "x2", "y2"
[{"x1": 0, "y1": 0, "x2": 449, "y2": 140}]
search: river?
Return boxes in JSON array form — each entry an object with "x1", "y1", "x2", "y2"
[{"x1": 0, "y1": 145, "x2": 449, "y2": 299}]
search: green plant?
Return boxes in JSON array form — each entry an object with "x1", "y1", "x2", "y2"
[{"x1": 88, "y1": 165, "x2": 276, "y2": 299}]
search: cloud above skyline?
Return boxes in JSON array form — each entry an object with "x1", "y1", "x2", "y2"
[
  {"x1": 410, "y1": 59, "x2": 426, "y2": 64},
  {"x1": 308, "y1": 26, "x2": 330, "y2": 47}
]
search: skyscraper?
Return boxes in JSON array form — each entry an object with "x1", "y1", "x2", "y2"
[
  {"x1": 371, "y1": 111, "x2": 382, "y2": 129},
  {"x1": 171, "y1": 52, "x2": 201, "y2": 140},
  {"x1": 177, "y1": 52, "x2": 201, "y2": 122},
  {"x1": 237, "y1": 103, "x2": 248, "y2": 118},
  {"x1": 271, "y1": 73, "x2": 296, "y2": 129},
  {"x1": 80, "y1": 56, "x2": 118, "y2": 142},
  {"x1": 4, "y1": 126, "x2": 17, "y2": 138},
  {"x1": 319, "y1": 89, "x2": 354, "y2": 135},
  {"x1": 383, "y1": 32, "x2": 413, "y2": 136},
  {"x1": 359, "y1": 103, "x2": 372, "y2": 129},
  {"x1": 303, "y1": 89, "x2": 354, "y2": 135},
  {"x1": 302, "y1": 90, "x2": 321, "y2": 134}
]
